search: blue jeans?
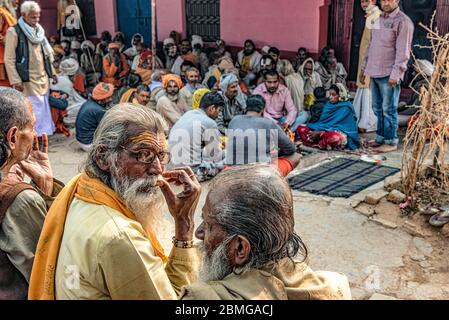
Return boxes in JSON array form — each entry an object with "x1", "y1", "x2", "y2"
[
  {"x1": 277, "y1": 111, "x2": 309, "y2": 132},
  {"x1": 370, "y1": 76, "x2": 401, "y2": 145}
]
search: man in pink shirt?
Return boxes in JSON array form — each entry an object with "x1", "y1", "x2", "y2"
[
  {"x1": 253, "y1": 70, "x2": 308, "y2": 132},
  {"x1": 361, "y1": 0, "x2": 414, "y2": 153}
]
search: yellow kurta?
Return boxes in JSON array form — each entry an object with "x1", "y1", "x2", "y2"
[
  {"x1": 55, "y1": 198, "x2": 200, "y2": 300},
  {"x1": 181, "y1": 258, "x2": 352, "y2": 300},
  {"x1": 357, "y1": 6, "x2": 382, "y2": 88},
  {"x1": 4, "y1": 26, "x2": 49, "y2": 96}
]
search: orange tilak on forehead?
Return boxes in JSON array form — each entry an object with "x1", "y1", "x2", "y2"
[{"x1": 130, "y1": 131, "x2": 167, "y2": 151}]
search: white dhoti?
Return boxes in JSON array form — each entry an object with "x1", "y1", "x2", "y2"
[
  {"x1": 27, "y1": 95, "x2": 55, "y2": 137},
  {"x1": 353, "y1": 87, "x2": 377, "y2": 132},
  {"x1": 64, "y1": 101, "x2": 85, "y2": 126}
]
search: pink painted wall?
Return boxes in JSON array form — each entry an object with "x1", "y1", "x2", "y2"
[
  {"x1": 156, "y1": 0, "x2": 186, "y2": 40},
  {"x1": 220, "y1": 0, "x2": 327, "y2": 53},
  {"x1": 94, "y1": 0, "x2": 117, "y2": 37},
  {"x1": 32, "y1": 0, "x2": 117, "y2": 38}
]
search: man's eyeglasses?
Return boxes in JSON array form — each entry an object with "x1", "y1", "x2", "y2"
[{"x1": 120, "y1": 146, "x2": 171, "y2": 165}]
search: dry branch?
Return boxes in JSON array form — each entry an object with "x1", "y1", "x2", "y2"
[{"x1": 402, "y1": 20, "x2": 449, "y2": 204}]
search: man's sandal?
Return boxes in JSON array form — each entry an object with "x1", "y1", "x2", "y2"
[{"x1": 429, "y1": 210, "x2": 449, "y2": 227}]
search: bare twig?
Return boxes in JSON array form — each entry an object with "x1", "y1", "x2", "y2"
[{"x1": 402, "y1": 18, "x2": 449, "y2": 205}]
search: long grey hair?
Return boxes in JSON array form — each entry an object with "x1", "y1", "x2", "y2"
[
  {"x1": 207, "y1": 164, "x2": 308, "y2": 273},
  {"x1": 83, "y1": 103, "x2": 168, "y2": 187}
]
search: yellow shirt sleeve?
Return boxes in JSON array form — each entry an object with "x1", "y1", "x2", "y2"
[{"x1": 97, "y1": 223, "x2": 200, "y2": 300}]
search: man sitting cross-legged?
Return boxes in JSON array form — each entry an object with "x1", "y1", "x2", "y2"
[
  {"x1": 226, "y1": 94, "x2": 301, "y2": 177},
  {"x1": 253, "y1": 70, "x2": 309, "y2": 132}
]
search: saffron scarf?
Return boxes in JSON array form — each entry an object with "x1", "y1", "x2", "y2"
[
  {"x1": 241, "y1": 55, "x2": 251, "y2": 73},
  {"x1": 0, "y1": 7, "x2": 16, "y2": 28},
  {"x1": 136, "y1": 66, "x2": 152, "y2": 85},
  {"x1": 28, "y1": 173, "x2": 168, "y2": 300},
  {"x1": 120, "y1": 88, "x2": 136, "y2": 103}
]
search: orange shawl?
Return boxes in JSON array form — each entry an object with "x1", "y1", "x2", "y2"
[
  {"x1": 119, "y1": 88, "x2": 136, "y2": 103},
  {"x1": 0, "y1": 6, "x2": 17, "y2": 69},
  {"x1": 136, "y1": 66, "x2": 152, "y2": 85},
  {"x1": 28, "y1": 173, "x2": 168, "y2": 300},
  {"x1": 0, "y1": 7, "x2": 16, "y2": 29}
]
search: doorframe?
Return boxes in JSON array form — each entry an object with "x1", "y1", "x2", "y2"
[
  {"x1": 115, "y1": 0, "x2": 152, "y2": 46},
  {"x1": 328, "y1": 0, "x2": 355, "y2": 72},
  {"x1": 436, "y1": 0, "x2": 449, "y2": 35}
]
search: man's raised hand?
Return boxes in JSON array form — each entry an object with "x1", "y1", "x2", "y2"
[
  {"x1": 157, "y1": 167, "x2": 201, "y2": 241},
  {"x1": 19, "y1": 133, "x2": 54, "y2": 197}
]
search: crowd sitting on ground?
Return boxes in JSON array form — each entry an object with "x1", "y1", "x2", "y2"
[
  {"x1": 0, "y1": 87, "x2": 353, "y2": 301},
  {"x1": 0, "y1": 0, "x2": 429, "y2": 183},
  {"x1": 8, "y1": 27, "x2": 432, "y2": 178},
  {"x1": 2, "y1": 0, "x2": 447, "y2": 302},
  {"x1": 37, "y1": 28, "x2": 366, "y2": 180}
]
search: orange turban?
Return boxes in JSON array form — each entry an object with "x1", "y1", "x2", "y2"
[
  {"x1": 93, "y1": 82, "x2": 115, "y2": 101},
  {"x1": 162, "y1": 74, "x2": 184, "y2": 89}
]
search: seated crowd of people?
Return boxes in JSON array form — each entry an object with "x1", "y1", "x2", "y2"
[
  {"x1": 47, "y1": 30, "x2": 359, "y2": 182},
  {"x1": 0, "y1": 87, "x2": 352, "y2": 301}
]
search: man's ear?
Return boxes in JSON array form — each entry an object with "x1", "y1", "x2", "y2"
[
  {"x1": 6, "y1": 127, "x2": 19, "y2": 151},
  {"x1": 95, "y1": 146, "x2": 111, "y2": 171},
  {"x1": 229, "y1": 235, "x2": 251, "y2": 267}
]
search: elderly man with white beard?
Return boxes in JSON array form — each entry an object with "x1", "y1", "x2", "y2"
[
  {"x1": 28, "y1": 104, "x2": 202, "y2": 300},
  {"x1": 180, "y1": 164, "x2": 352, "y2": 300}
]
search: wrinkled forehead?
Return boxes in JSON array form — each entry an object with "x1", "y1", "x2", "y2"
[
  {"x1": 204, "y1": 190, "x2": 221, "y2": 219},
  {"x1": 125, "y1": 127, "x2": 167, "y2": 151}
]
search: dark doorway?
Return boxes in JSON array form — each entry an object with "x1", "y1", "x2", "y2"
[
  {"x1": 401, "y1": 0, "x2": 437, "y2": 84},
  {"x1": 401, "y1": 0, "x2": 436, "y2": 61},
  {"x1": 328, "y1": 0, "x2": 355, "y2": 75},
  {"x1": 116, "y1": 0, "x2": 152, "y2": 46},
  {"x1": 76, "y1": 0, "x2": 97, "y2": 37},
  {"x1": 347, "y1": 0, "x2": 437, "y2": 84},
  {"x1": 186, "y1": 0, "x2": 220, "y2": 42},
  {"x1": 348, "y1": 0, "x2": 367, "y2": 82}
]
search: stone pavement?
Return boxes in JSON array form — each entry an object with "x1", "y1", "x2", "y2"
[{"x1": 47, "y1": 132, "x2": 449, "y2": 300}]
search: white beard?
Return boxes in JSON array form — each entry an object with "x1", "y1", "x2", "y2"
[
  {"x1": 198, "y1": 241, "x2": 234, "y2": 283},
  {"x1": 111, "y1": 172, "x2": 169, "y2": 236}
]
